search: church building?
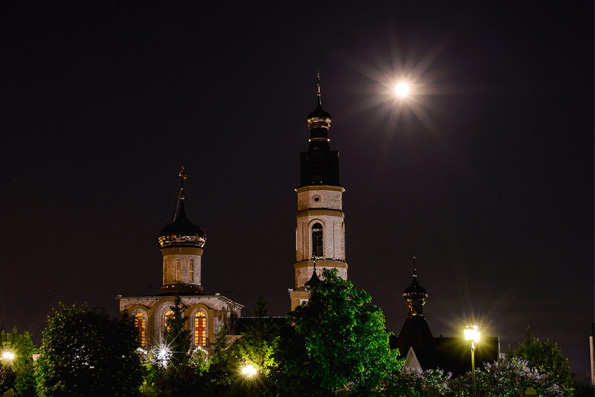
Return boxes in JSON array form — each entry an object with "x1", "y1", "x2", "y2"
[
  {"x1": 118, "y1": 168, "x2": 243, "y2": 350},
  {"x1": 117, "y1": 75, "x2": 500, "y2": 378}
]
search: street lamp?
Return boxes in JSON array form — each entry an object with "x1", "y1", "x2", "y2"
[
  {"x1": 464, "y1": 325, "x2": 480, "y2": 397},
  {"x1": 1, "y1": 351, "x2": 15, "y2": 362}
]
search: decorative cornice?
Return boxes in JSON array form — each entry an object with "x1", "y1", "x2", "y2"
[
  {"x1": 161, "y1": 246, "x2": 204, "y2": 255},
  {"x1": 296, "y1": 208, "x2": 344, "y2": 218},
  {"x1": 295, "y1": 185, "x2": 345, "y2": 193},
  {"x1": 294, "y1": 259, "x2": 348, "y2": 269}
]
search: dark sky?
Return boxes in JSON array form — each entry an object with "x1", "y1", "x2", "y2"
[{"x1": 1, "y1": 1, "x2": 592, "y2": 371}]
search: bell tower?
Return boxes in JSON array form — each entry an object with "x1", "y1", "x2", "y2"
[{"x1": 289, "y1": 73, "x2": 348, "y2": 311}]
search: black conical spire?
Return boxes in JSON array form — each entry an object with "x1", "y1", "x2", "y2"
[
  {"x1": 305, "y1": 257, "x2": 320, "y2": 287},
  {"x1": 159, "y1": 166, "x2": 206, "y2": 248},
  {"x1": 316, "y1": 69, "x2": 322, "y2": 106},
  {"x1": 174, "y1": 166, "x2": 188, "y2": 222},
  {"x1": 307, "y1": 70, "x2": 332, "y2": 130}
]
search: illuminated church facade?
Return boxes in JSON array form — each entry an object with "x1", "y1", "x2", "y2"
[
  {"x1": 118, "y1": 168, "x2": 243, "y2": 350},
  {"x1": 117, "y1": 76, "x2": 348, "y2": 349}
]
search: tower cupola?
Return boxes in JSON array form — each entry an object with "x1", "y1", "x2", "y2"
[
  {"x1": 159, "y1": 167, "x2": 205, "y2": 294},
  {"x1": 307, "y1": 70, "x2": 332, "y2": 136},
  {"x1": 403, "y1": 254, "x2": 428, "y2": 317}
]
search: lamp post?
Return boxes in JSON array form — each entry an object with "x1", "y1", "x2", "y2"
[{"x1": 464, "y1": 325, "x2": 480, "y2": 397}]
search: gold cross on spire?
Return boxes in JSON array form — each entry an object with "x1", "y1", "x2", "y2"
[{"x1": 316, "y1": 69, "x2": 322, "y2": 105}]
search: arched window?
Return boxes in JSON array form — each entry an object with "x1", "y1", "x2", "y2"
[
  {"x1": 194, "y1": 312, "x2": 207, "y2": 347},
  {"x1": 175, "y1": 260, "x2": 181, "y2": 281},
  {"x1": 312, "y1": 223, "x2": 323, "y2": 257},
  {"x1": 189, "y1": 259, "x2": 195, "y2": 282},
  {"x1": 164, "y1": 310, "x2": 175, "y2": 333},
  {"x1": 163, "y1": 260, "x2": 167, "y2": 284},
  {"x1": 134, "y1": 312, "x2": 146, "y2": 348}
]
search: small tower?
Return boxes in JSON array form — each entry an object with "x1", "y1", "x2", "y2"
[
  {"x1": 396, "y1": 254, "x2": 433, "y2": 355},
  {"x1": 403, "y1": 255, "x2": 428, "y2": 317},
  {"x1": 290, "y1": 72, "x2": 348, "y2": 310},
  {"x1": 158, "y1": 167, "x2": 206, "y2": 294}
]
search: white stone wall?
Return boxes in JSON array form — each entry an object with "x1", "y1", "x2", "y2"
[
  {"x1": 297, "y1": 186, "x2": 343, "y2": 211},
  {"x1": 161, "y1": 248, "x2": 203, "y2": 287},
  {"x1": 295, "y1": 186, "x2": 346, "y2": 263},
  {"x1": 295, "y1": 264, "x2": 347, "y2": 288},
  {"x1": 295, "y1": 215, "x2": 346, "y2": 261},
  {"x1": 294, "y1": 185, "x2": 348, "y2": 290}
]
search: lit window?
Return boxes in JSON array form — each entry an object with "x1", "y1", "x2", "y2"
[
  {"x1": 165, "y1": 310, "x2": 175, "y2": 333},
  {"x1": 134, "y1": 312, "x2": 146, "y2": 347},
  {"x1": 312, "y1": 223, "x2": 323, "y2": 257},
  {"x1": 189, "y1": 259, "x2": 194, "y2": 282},
  {"x1": 194, "y1": 312, "x2": 207, "y2": 347},
  {"x1": 175, "y1": 261, "x2": 181, "y2": 281}
]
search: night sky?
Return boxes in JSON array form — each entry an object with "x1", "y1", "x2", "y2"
[{"x1": 1, "y1": 2, "x2": 592, "y2": 371}]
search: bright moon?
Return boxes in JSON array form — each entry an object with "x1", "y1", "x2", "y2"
[{"x1": 394, "y1": 82, "x2": 410, "y2": 98}]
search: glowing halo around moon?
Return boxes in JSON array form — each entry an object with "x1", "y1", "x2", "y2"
[{"x1": 394, "y1": 81, "x2": 410, "y2": 98}]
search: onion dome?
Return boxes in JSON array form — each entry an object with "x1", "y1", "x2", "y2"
[
  {"x1": 404, "y1": 275, "x2": 427, "y2": 296},
  {"x1": 307, "y1": 71, "x2": 332, "y2": 130},
  {"x1": 158, "y1": 167, "x2": 206, "y2": 248}
]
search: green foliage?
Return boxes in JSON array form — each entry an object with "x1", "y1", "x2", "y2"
[
  {"x1": 0, "y1": 327, "x2": 36, "y2": 396},
  {"x1": 277, "y1": 268, "x2": 402, "y2": 396},
  {"x1": 449, "y1": 356, "x2": 564, "y2": 396},
  {"x1": 233, "y1": 291, "x2": 280, "y2": 377},
  {"x1": 163, "y1": 296, "x2": 191, "y2": 366},
  {"x1": 0, "y1": 365, "x2": 16, "y2": 395},
  {"x1": 35, "y1": 302, "x2": 143, "y2": 396},
  {"x1": 509, "y1": 327, "x2": 574, "y2": 395}
]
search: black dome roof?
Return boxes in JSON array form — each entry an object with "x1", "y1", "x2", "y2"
[
  {"x1": 403, "y1": 276, "x2": 427, "y2": 295},
  {"x1": 158, "y1": 195, "x2": 206, "y2": 248},
  {"x1": 307, "y1": 101, "x2": 332, "y2": 120}
]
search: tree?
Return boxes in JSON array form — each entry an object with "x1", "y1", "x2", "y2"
[
  {"x1": 509, "y1": 327, "x2": 573, "y2": 395},
  {"x1": 0, "y1": 327, "x2": 37, "y2": 396},
  {"x1": 163, "y1": 295, "x2": 191, "y2": 367},
  {"x1": 449, "y1": 356, "x2": 564, "y2": 396},
  {"x1": 277, "y1": 268, "x2": 402, "y2": 396},
  {"x1": 234, "y1": 291, "x2": 280, "y2": 377},
  {"x1": 35, "y1": 303, "x2": 142, "y2": 396}
]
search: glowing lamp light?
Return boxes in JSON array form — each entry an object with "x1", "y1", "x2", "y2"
[
  {"x1": 394, "y1": 82, "x2": 410, "y2": 98},
  {"x1": 241, "y1": 363, "x2": 257, "y2": 378},
  {"x1": 152, "y1": 344, "x2": 171, "y2": 368},
  {"x1": 157, "y1": 348, "x2": 169, "y2": 360},
  {"x1": 464, "y1": 324, "x2": 480, "y2": 397},
  {"x1": 464, "y1": 325, "x2": 480, "y2": 343},
  {"x1": 1, "y1": 351, "x2": 15, "y2": 361}
]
